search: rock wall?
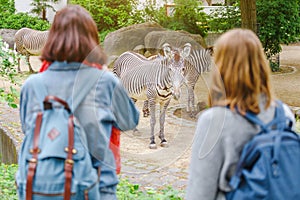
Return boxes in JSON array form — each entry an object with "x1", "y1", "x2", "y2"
[
  {"x1": 0, "y1": 29, "x2": 18, "y2": 49},
  {"x1": 103, "y1": 22, "x2": 207, "y2": 65}
]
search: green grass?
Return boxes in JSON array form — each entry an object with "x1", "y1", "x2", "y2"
[
  {"x1": 0, "y1": 163, "x2": 18, "y2": 200},
  {"x1": 117, "y1": 179, "x2": 184, "y2": 200},
  {"x1": 0, "y1": 163, "x2": 184, "y2": 199}
]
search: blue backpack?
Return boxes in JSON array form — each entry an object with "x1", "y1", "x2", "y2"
[
  {"x1": 16, "y1": 67, "x2": 102, "y2": 200},
  {"x1": 226, "y1": 101, "x2": 300, "y2": 200}
]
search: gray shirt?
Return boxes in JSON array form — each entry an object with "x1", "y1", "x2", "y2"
[{"x1": 185, "y1": 101, "x2": 295, "y2": 200}]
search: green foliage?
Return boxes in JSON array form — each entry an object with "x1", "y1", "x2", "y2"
[
  {"x1": 207, "y1": 4, "x2": 241, "y2": 32},
  {"x1": 206, "y1": 0, "x2": 300, "y2": 71},
  {"x1": 0, "y1": 163, "x2": 18, "y2": 199},
  {"x1": 269, "y1": 61, "x2": 280, "y2": 72},
  {"x1": 0, "y1": 0, "x2": 15, "y2": 14},
  {"x1": 142, "y1": 0, "x2": 208, "y2": 36},
  {"x1": 0, "y1": 12, "x2": 50, "y2": 30},
  {"x1": 70, "y1": 0, "x2": 144, "y2": 33},
  {"x1": 30, "y1": 0, "x2": 60, "y2": 21},
  {"x1": 111, "y1": 178, "x2": 185, "y2": 199},
  {"x1": 0, "y1": 163, "x2": 184, "y2": 199},
  {"x1": 257, "y1": 0, "x2": 300, "y2": 59},
  {"x1": 0, "y1": 0, "x2": 50, "y2": 30},
  {"x1": 0, "y1": 37, "x2": 20, "y2": 108}
]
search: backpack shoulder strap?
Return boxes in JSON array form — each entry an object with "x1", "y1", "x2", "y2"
[
  {"x1": 244, "y1": 100, "x2": 286, "y2": 132},
  {"x1": 32, "y1": 66, "x2": 103, "y2": 112}
]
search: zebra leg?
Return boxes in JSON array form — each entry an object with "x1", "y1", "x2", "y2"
[
  {"x1": 17, "y1": 57, "x2": 21, "y2": 72},
  {"x1": 158, "y1": 99, "x2": 171, "y2": 147},
  {"x1": 131, "y1": 98, "x2": 141, "y2": 136},
  {"x1": 187, "y1": 86, "x2": 196, "y2": 118},
  {"x1": 142, "y1": 100, "x2": 150, "y2": 117},
  {"x1": 148, "y1": 98, "x2": 157, "y2": 149},
  {"x1": 26, "y1": 55, "x2": 34, "y2": 73}
]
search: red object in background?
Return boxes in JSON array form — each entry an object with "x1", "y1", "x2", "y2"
[
  {"x1": 109, "y1": 127, "x2": 121, "y2": 174},
  {"x1": 39, "y1": 61, "x2": 122, "y2": 174}
]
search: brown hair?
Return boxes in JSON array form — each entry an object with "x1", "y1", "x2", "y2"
[
  {"x1": 209, "y1": 29, "x2": 274, "y2": 114},
  {"x1": 41, "y1": 5, "x2": 107, "y2": 65}
]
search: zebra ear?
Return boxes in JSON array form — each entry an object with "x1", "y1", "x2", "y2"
[
  {"x1": 206, "y1": 46, "x2": 214, "y2": 56},
  {"x1": 162, "y1": 43, "x2": 172, "y2": 58},
  {"x1": 182, "y1": 43, "x2": 191, "y2": 58}
]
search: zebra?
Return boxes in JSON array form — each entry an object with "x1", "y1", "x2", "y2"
[
  {"x1": 113, "y1": 43, "x2": 191, "y2": 149},
  {"x1": 142, "y1": 47, "x2": 213, "y2": 118},
  {"x1": 14, "y1": 28, "x2": 49, "y2": 72},
  {"x1": 183, "y1": 47, "x2": 213, "y2": 117}
]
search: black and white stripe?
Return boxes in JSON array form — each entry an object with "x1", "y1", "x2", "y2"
[
  {"x1": 183, "y1": 47, "x2": 213, "y2": 117},
  {"x1": 113, "y1": 43, "x2": 191, "y2": 148},
  {"x1": 14, "y1": 28, "x2": 49, "y2": 72}
]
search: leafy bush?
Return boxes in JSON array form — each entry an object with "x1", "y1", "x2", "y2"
[
  {"x1": 70, "y1": 0, "x2": 144, "y2": 33},
  {"x1": 206, "y1": 0, "x2": 300, "y2": 71},
  {"x1": 0, "y1": 0, "x2": 15, "y2": 14},
  {"x1": 257, "y1": 0, "x2": 300, "y2": 59},
  {"x1": 142, "y1": 0, "x2": 208, "y2": 37},
  {"x1": 269, "y1": 60, "x2": 280, "y2": 72},
  {"x1": 0, "y1": 12, "x2": 50, "y2": 30},
  {"x1": 207, "y1": 4, "x2": 241, "y2": 33},
  {"x1": 117, "y1": 179, "x2": 184, "y2": 200},
  {"x1": 30, "y1": 0, "x2": 59, "y2": 21},
  {"x1": 0, "y1": 37, "x2": 20, "y2": 108},
  {"x1": 0, "y1": 163, "x2": 184, "y2": 199},
  {"x1": 0, "y1": 163, "x2": 18, "y2": 199},
  {"x1": 0, "y1": 0, "x2": 50, "y2": 30}
]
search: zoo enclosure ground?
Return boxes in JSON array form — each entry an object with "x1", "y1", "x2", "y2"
[{"x1": 0, "y1": 44, "x2": 299, "y2": 193}]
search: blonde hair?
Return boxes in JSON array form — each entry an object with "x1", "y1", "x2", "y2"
[{"x1": 209, "y1": 29, "x2": 274, "y2": 114}]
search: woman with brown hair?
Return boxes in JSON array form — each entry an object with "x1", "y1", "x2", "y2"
[
  {"x1": 19, "y1": 5, "x2": 139, "y2": 199},
  {"x1": 185, "y1": 28, "x2": 295, "y2": 200}
]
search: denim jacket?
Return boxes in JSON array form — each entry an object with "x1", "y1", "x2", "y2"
[{"x1": 19, "y1": 61, "x2": 140, "y2": 193}]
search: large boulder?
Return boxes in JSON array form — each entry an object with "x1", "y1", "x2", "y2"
[
  {"x1": 103, "y1": 22, "x2": 208, "y2": 65},
  {"x1": 177, "y1": 30, "x2": 207, "y2": 48},
  {"x1": 0, "y1": 29, "x2": 18, "y2": 49},
  {"x1": 144, "y1": 30, "x2": 206, "y2": 55},
  {"x1": 103, "y1": 22, "x2": 166, "y2": 64}
]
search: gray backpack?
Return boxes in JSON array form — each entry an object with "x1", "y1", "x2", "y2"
[{"x1": 16, "y1": 67, "x2": 102, "y2": 200}]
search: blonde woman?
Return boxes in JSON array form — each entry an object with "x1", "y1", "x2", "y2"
[{"x1": 185, "y1": 29, "x2": 296, "y2": 200}]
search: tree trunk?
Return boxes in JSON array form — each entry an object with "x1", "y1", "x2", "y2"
[
  {"x1": 240, "y1": 0, "x2": 257, "y2": 34},
  {"x1": 42, "y1": 8, "x2": 46, "y2": 21}
]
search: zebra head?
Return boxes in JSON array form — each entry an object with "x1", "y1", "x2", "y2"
[{"x1": 163, "y1": 43, "x2": 191, "y2": 100}]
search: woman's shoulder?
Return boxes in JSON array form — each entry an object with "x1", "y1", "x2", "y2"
[
  {"x1": 93, "y1": 68, "x2": 118, "y2": 83},
  {"x1": 21, "y1": 73, "x2": 43, "y2": 90},
  {"x1": 197, "y1": 106, "x2": 259, "y2": 139},
  {"x1": 198, "y1": 106, "x2": 237, "y2": 122}
]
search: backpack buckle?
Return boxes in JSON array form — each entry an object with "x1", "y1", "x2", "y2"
[
  {"x1": 29, "y1": 148, "x2": 41, "y2": 154},
  {"x1": 29, "y1": 158, "x2": 37, "y2": 163},
  {"x1": 65, "y1": 159, "x2": 74, "y2": 165}
]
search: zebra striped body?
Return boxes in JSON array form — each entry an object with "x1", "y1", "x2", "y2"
[
  {"x1": 14, "y1": 28, "x2": 49, "y2": 72},
  {"x1": 113, "y1": 43, "x2": 191, "y2": 149},
  {"x1": 142, "y1": 47, "x2": 213, "y2": 118},
  {"x1": 184, "y1": 47, "x2": 213, "y2": 117}
]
